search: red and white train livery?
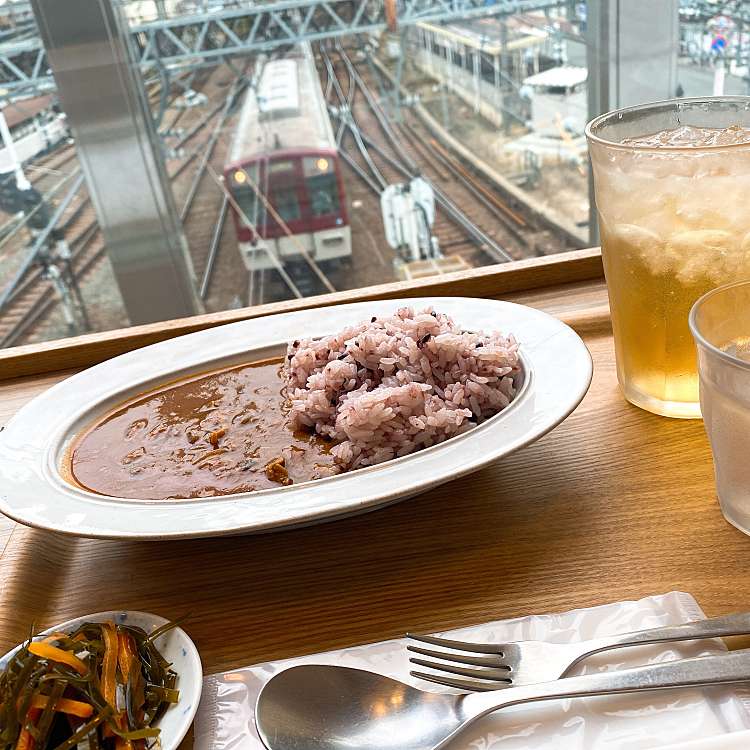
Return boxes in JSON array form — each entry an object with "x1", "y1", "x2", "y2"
[{"x1": 224, "y1": 44, "x2": 351, "y2": 271}]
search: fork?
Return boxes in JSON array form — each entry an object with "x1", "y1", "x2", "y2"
[{"x1": 407, "y1": 611, "x2": 750, "y2": 690}]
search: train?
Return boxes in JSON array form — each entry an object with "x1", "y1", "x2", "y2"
[
  {"x1": 224, "y1": 43, "x2": 351, "y2": 272},
  {"x1": 0, "y1": 95, "x2": 69, "y2": 176}
]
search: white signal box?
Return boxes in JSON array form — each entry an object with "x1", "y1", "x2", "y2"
[{"x1": 380, "y1": 177, "x2": 437, "y2": 262}]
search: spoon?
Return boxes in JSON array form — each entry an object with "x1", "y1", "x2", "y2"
[
  {"x1": 255, "y1": 649, "x2": 750, "y2": 750},
  {"x1": 0, "y1": 610, "x2": 202, "y2": 750}
]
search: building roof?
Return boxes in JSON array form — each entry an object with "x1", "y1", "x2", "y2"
[
  {"x1": 2, "y1": 94, "x2": 55, "y2": 129},
  {"x1": 523, "y1": 66, "x2": 587, "y2": 89}
]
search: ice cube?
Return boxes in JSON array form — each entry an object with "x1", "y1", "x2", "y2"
[
  {"x1": 668, "y1": 229, "x2": 736, "y2": 285},
  {"x1": 623, "y1": 125, "x2": 750, "y2": 149},
  {"x1": 611, "y1": 223, "x2": 663, "y2": 252}
]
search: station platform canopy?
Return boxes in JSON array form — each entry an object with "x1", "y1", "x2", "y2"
[
  {"x1": 522, "y1": 66, "x2": 587, "y2": 91},
  {"x1": 417, "y1": 16, "x2": 548, "y2": 56}
]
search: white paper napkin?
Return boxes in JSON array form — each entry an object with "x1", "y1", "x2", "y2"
[
  {"x1": 194, "y1": 591, "x2": 750, "y2": 749},
  {"x1": 656, "y1": 731, "x2": 750, "y2": 750}
]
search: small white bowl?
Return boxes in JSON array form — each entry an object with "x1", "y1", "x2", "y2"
[{"x1": 0, "y1": 610, "x2": 202, "y2": 750}]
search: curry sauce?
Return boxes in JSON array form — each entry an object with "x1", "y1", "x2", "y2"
[{"x1": 71, "y1": 360, "x2": 337, "y2": 500}]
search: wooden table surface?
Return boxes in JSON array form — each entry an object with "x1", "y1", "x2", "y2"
[{"x1": 2, "y1": 277, "x2": 749, "y2": 683}]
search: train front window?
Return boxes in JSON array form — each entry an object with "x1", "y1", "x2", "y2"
[
  {"x1": 303, "y1": 156, "x2": 340, "y2": 217},
  {"x1": 270, "y1": 186, "x2": 301, "y2": 223}
]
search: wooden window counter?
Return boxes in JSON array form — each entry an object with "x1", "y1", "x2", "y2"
[{"x1": 1, "y1": 247, "x2": 749, "y2": 692}]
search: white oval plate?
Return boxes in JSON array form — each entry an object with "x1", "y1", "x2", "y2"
[
  {"x1": 0, "y1": 610, "x2": 202, "y2": 750},
  {"x1": 0, "y1": 297, "x2": 592, "y2": 539}
]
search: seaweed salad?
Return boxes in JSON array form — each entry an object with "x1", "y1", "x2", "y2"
[{"x1": 0, "y1": 620, "x2": 179, "y2": 750}]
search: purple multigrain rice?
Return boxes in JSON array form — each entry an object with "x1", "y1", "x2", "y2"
[{"x1": 284, "y1": 307, "x2": 520, "y2": 472}]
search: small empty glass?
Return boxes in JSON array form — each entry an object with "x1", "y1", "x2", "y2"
[{"x1": 690, "y1": 280, "x2": 750, "y2": 535}]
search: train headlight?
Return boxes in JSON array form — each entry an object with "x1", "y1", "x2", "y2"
[
  {"x1": 233, "y1": 170, "x2": 247, "y2": 184},
  {"x1": 315, "y1": 157, "x2": 329, "y2": 172}
]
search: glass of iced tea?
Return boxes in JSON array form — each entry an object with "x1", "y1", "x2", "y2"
[
  {"x1": 690, "y1": 281, "x2": 750, "y2": 535},
  {"x1": 586, "y1": 97, "x2": 750, "y2": 418}
]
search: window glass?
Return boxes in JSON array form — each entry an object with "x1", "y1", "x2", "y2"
[
  {"x1": 231, "y1": 165, "x2": 264, "y2": 229},
  {"x1": 303, "y1": 156, "x2": 340, "y2": 217},
  {"x1": 270, "y1": 186, "x2": 301, "y2": 223},
  {"x1": 1, "y1": 1, "x2": 744, "y2": 349}
]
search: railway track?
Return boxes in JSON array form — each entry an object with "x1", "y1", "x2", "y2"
[
  {"x1": 0, "y1": 68, "x2": 204, "y2": 253},
  {"x1": 178, "y1": 77, "x2": 246, "y2": 299},
  {"x1": 25, "y1": 143, "x2": 78, "y2": 186},
  {"x1": 321, "y1": 43, "x2": 515, "y2": 268},
  {"x1": 0, "y1": 217, "x2": 102, "y2": 348},
  {"x1": 372, "y1": 54, "x2": 577, "y2": 258},
  {"x1": 327, "y1": 43, "x2": 577, "y2": 266},
  {"x1": 250, "y1": 253, "x2": 337, "y2": 305},
  {"x1": 0, "y1": 181, "x2": 100, "y2": 347},
  {"x1": 0, "y1": 68, "x2": 245, "y2": 347},
  {"x1": 394, "y1": 120, "x2": 529, "y2": 251}
]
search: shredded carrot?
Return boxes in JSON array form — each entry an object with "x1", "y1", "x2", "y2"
[
  {"x1": 16, "y1": 727, "x2": 33, "y2": 750},
  {"x1": 27, "y1": 642, "x2": 88, "y2": 676},
  {"x1": 117, "y1": 631, "x2": 137, "y2": 683},
  {"x1": 100, "y1": 621, "x2": 119, "y2": 710},
  {"x1": 16, "y1": 707, "x2": 42, "y2": 750},
  {"x1": 29, "y1": 694, "x2": 94, "y2": 719},
  {"x1": 114, "y1": 713, "x2": 134, "y2": 750},
  {"x1": 4, "y1": 620, "x2": 179, "y2": 750}
]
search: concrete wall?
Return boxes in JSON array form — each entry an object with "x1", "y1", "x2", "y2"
[
  {"x1": 615, "y1": 0, "x2": 679, "y2": 107},
  {"x1": 587, "y1": 0, "x2": 679, "y2": 114}
]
